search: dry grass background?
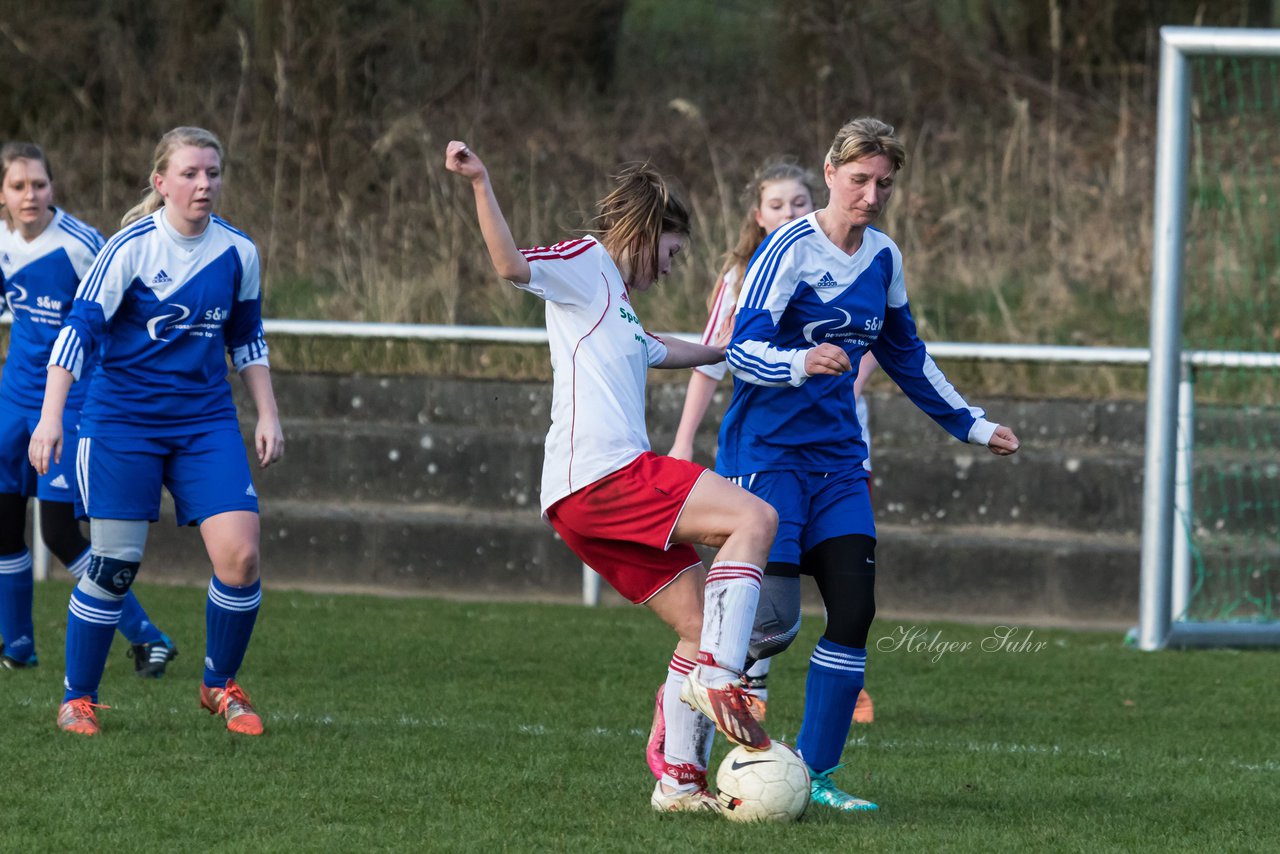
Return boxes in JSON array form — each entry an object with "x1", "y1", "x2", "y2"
[{"x1": 2, "y1": 0, "x2": 1274, "y2": 394}]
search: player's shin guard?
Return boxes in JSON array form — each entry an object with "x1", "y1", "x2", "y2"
[
  {"x1": 796, "y1": 638, "x2": 866, "y2": 774},
  {"x1": 661, "y1": 653, "x2": 714, "y2": 787},
  {"x1": 64, "y1": 571, "x2": 132, "y2": 702},
  {"x1": 0, "y1": 549, "x2": 36, "y2": 663},
  {"x1": 203, "y1": 576, "x2": 260, "y2": 688},
  {"x1": 698, "y1": 561, "x2": 763, "y2": 688}
]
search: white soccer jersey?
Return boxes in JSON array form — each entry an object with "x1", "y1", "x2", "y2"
[
  {"x1": 50, "y1": 210, "x2": 268, "y2": 437},
  {"x1": 692, "y1": 266, "x2": 740, "y2": 382},
  {"x1": 518, "y1": 236, "x2": 669, "y2": 513}
]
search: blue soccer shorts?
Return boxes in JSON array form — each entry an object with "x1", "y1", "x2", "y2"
[
  {"x1": 0, "y1": 406, "x2": 82, "y2": 503},
  {"x1": 75, "y1": 427, "x2": 259, "y2": 526},
  {"x1": 728, "y1": 467, "x2": 874, "y2": 566}
]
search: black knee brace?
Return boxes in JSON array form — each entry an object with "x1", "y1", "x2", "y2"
[
  {"x1": 38, "y1": 500, "x2": 90, "y2": 566},
  {"x1": 804, "y1": 534, "x2": 877, "y2": 649},
  {"x1": 0, "y1": 493, "x2": 27, "y2": 554}
]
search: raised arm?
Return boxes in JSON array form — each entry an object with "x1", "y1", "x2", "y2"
[{"x1": 444, "y1": 141, "x2": 530, "y2": 285}]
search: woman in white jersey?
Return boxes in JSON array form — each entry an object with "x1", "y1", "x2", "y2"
[
  {"x1": 718, "y1": 118, "x2": 1020, "y2": 811},
  {"x1": 447, "y1": 140, "x2": 778, "y2": 813},
  {"x1": 29, "y1": 127, "x2": 283, "y2": 737},
  {"x1": 0, "y1": 142, "x2": 177, "y2": 678}
]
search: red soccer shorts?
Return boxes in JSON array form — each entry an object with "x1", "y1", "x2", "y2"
[{"x1": 546, "y1": 451, "x2": 708, "y2": 603}]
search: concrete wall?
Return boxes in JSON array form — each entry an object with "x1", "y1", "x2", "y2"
[{"x1": 124, "y1": 372, "x2": 1155, "y2": 629}]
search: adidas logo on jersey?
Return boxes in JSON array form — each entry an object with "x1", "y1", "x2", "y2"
[
  {"x1": 152, "y1": 269, "x2": 173, "y2": 285},
  {"x1": 49, "y1": 474, "x2": 70, "y2": 490},
  {"x1": 813, "y1": 271, "x2": 840, "y2": 289},
  {"x1": 245, "y1": 484, "x2": 257, "y2": 497}
]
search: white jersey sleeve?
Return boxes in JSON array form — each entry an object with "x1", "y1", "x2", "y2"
[
  {"x1": 726, "y1": 219, "x2": 818, "y2": 387},
  {"x1": 518, "y1": 238, "x2": 602, "y2": 308},
  {"x1": 693, "y1": 268, "x2": 739, "y2": 381}
]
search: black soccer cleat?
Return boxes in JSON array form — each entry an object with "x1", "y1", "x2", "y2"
[
  {"x1": 129, "y1": 634, "x2": 178, "y2": 678},
  {"x1": 0, "y1": 643, "x2": 39, "y2": 670}
]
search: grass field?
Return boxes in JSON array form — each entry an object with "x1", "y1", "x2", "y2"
[{"x1": 2, "y1": 581, "x2": 1276, "y2": 853}]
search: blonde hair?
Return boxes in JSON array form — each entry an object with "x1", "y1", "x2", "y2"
[
  {"x1": 1, "y1": 141, "x2": 53, "y2": 228},
  {"x1": 713, "y1": 159, "x2": 819, "y2": 313},
  {"x1": 121, "y1": 127, "x2": 225, "y2": 227},
  {"x1": 591, "y1": 163, "x2": 691, "y2": 285},
  {"x1": 825, "y1": 117, "x2": 905, "y2": 173}
]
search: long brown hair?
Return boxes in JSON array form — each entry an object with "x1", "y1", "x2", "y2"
[
  {"x1": 591, "y1": 163, "x2": 690, "y2": 285},
  {"x1": 121, "y1": 126, "x2": 225, "y2": 227},
  {"x1": 712, "y1": 159, "x2": 819, "y2": 312}
]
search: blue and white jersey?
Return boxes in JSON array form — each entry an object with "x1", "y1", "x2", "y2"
[
  {"x1": 717, "y1": 211, "x2": 996, "y2": 475},
  {"x1": 0, "y1": 208, "x2": 105, "y2": 414},
  {"x1": 48, "y1": 210, "x2": 268, "y2": 438}
]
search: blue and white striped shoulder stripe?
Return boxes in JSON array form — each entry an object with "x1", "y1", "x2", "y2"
[
  {"x1": 212, "y1": 215, "x2": 253, "y2": 242},
  {"x1": 740, "y1": 217, "x2": 815, "y2": 312},
  {"x1": 77, "y1": 218, "x2": 156, "y2": 304},
  {"x1": 57, "y1": 214, "x2": 105, "y2": 255}
]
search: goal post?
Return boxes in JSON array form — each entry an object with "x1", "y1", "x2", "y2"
[{"x1": 1139, "y1": 26, "x2": 1280, "y2": 650}]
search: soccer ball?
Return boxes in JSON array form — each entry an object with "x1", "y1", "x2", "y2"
[{"x1": 715, "y1": 741, "x2": 810, "y2": 823}]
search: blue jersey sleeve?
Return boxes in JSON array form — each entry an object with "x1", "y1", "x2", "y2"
[{"x1": 871, "y1": 299, "x2": 994, "y2": 444}]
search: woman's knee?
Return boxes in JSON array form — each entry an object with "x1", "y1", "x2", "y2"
[{"x1": 213, "y1": 539, "x2": 260, "y2": 585}]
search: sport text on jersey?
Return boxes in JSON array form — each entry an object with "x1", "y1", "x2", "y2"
[
  {"x1": 146, "y1": 303, "x2": 231, "y2": 342},
  {"x1": 2, "y1": 283, "x2": 66, "y2": 327}
]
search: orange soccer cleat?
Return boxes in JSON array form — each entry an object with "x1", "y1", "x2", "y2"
[
  {"x1": 57, "y1": 696, "x2": 109, "y2": 736},
  {"x1": 200, "y1": 679, "x2": 264, "y2": 735}
]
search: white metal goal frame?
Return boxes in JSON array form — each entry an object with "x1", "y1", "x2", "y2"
[{"x1": 1140, "y1": 26, "x2": 1280, "y2": 650}]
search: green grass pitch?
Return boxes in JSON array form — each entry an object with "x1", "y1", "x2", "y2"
[{"x1": 2, "y1": 581, "x2": 1275, "y2": 852}]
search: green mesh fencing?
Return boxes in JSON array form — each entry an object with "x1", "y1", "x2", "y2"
[{"x1": 1181, "y1": 54, "x2": 1280, "y2": 622}]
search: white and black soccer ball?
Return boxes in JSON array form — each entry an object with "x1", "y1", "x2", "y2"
[{"x1": 716, "y1": 741, "x2": 810, "y2": 823}]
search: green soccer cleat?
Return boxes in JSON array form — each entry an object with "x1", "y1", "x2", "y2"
[{"x1": 809, "y1": 766, "x2": 879, "y2": 812}]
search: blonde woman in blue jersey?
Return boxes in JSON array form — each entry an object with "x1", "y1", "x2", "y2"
[
  {"x1": 29, "y1": 127, "x2": 283, "y2": 736},
  {"x1": 0, "y1": 142, "x2": 177, "y2": 676},
  {"x1": 718, "y1": 118, "x2": 1020, "y2": 811}
]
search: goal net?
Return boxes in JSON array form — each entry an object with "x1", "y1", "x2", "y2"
[{"x1": 1139, "y1": 27, "x2": 1280, "y2": 648}]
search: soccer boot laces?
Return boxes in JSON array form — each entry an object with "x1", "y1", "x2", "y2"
[
  {"x1": 200, "y1": 678, "x2": 264, "y2": 736},
  {"x1": 679, "y1": 664, "x2": 770, "y2": 751},
  {"x1": 58, "y1": 696, "x2": 109, "y2": 736}
]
